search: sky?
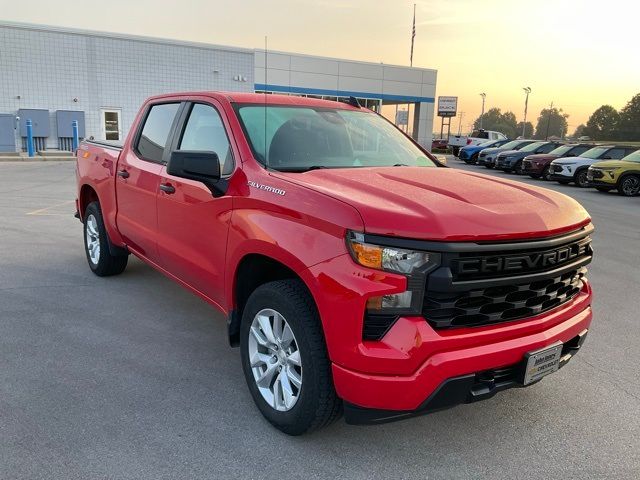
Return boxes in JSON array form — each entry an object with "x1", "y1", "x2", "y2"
[{"x1": 1, "y1": 0, "x2": 637, "y2": 133}]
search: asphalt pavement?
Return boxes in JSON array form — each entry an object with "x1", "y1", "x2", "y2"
[{"x1": 0, "y1": 160, "x2": 638, "y2": 479}]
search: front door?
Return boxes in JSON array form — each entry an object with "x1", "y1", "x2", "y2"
[
  {"x1": 156, "y1": 100, "x2": 236, "y2": 307},
  {"x1": 115, "y1": 102, "x2": 181, "y2": 262},
  {"x1": 0, "y1": 114, "x2": 16, "y2": 152},
  {"x1": 100, "y1": 108, "x2": 122, "y2": 141}
]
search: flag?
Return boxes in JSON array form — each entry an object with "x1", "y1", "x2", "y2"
[{"x1": 410, "y1": 4, "x2": 416, "y2": 67}]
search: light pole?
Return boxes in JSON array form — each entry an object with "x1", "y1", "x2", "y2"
[
  {"x1": 457, "y1": 111, "x2": 464, "y2": 135},
  {"x1": 522, "y1": 87, "x2": 531, "y2": 138},
  {"x1": 479, "y1": 93, "x2": 486, "y2": 129}
]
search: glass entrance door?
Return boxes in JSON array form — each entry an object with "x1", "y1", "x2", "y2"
[{"x1": 100, "y1": 108, "x2": 122, "y2": 141}]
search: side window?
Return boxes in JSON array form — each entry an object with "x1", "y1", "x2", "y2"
[
  {"x1": 179, "y1": 103, "x2": 234, "y2": 176},
  {"x1": 606, "y1": 148, "x2": 625, "y2": 159},
  {"x1": 626, "y1": 148, "x2": 639, "y2": 157},
  {"x1": 537, "y1": 144, "x2": 555, "y2": 154},
  {"x1": 572, "y1": 146, "x2": 590, "y2": 156},
  {"x1": 136, "y1": 103, "x2": 180, "y2": 163}
]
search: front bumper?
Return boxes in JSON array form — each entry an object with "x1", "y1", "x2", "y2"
[
  {"x1": 344, "y1": 328, "x2": 588, "y2": 424},
  {"x1": 588, "y1": 179, "x2": 615, "y2": 188},
  {"x1": 549, "y1": 173, "x2": 573, "y2": 182},
  {"x1": 523, "y1": 161, "x2": 545, "y2": 175},
  {"x1": 496, "y1": 158, "x2": 517, "y2": 169}
]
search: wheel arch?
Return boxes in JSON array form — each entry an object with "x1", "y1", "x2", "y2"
[
  {"x1": 227, "y1": 252, "x2": 318, "y2": 347},
  {"x1": 78, "y1": 183, "x2": 99, "y2": 221}
]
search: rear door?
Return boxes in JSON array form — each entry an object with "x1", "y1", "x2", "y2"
[
  {"x1": 115, "y1": 102, "x2": 182, "y2": 261},
  {"x1": 156, "y1": 100, "x2": 236, "y2": 307}
]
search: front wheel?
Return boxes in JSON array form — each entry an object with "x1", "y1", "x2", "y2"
[
  {"x1": 83, "y1": 202, "x2": 128, "y2": 276},
  {"x1": 514, "y1": 161, "x2": 525, "y2": 175},
  {"x1": 541, "y1": 166, "x2": 551, "y2": 181},
  {"x1": 618, "y1": 175, "x2": 640, "y2": 196},
  {"x1": 240, "y1": 279, "x2": 342, "y2": 435},
  {"x1": 574, "y1": 170, "x2": 589, "y2": 188}
]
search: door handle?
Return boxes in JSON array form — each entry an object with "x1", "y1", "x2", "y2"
[
  {"x1": 117, "y1": 169, "x2": 130, "y2": 179},
  {"x1": 159, "y1": 183, "x2": 176, "y2": 194}
]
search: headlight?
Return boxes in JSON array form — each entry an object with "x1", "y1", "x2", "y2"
[
  {"x1": 347, "y1": 231, "x2": 440, "y2": 274},
  {"x1": 347, "y1": 231, "x2": 440, "y2": 315}
]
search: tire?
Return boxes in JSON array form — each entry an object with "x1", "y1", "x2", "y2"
[
  {"x1": 596, "y1": 187, "x2": 612, "y2": 193},
  {"x1": 240, "y1": 279, "x2": 342, "y2": 435},
  {"x1": 574, "y1": 169, "x2": 589, "y2": 188},
  {"x1": 83, "y1": 201, "x2": 128, "y2": 276},
  {"x1": 618, "y1": 175, "x2": 640, "y2": 197},
  {"x1": 513, "y1": 161, "x2": 524, "y2": 175},
  {"x1": 541, "y1": 166, "x2": 551, "y2": 181}
]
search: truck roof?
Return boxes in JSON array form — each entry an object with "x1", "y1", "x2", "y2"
[{"x1": 147, "y1": 91, "x2": 362, "y2": 110}]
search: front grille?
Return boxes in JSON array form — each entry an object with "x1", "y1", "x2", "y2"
[
  {"x1": 522, "y1": 160, "x2": 532, "y2": 169},
  {"x1": 590, "y1": 169, "x2": 604, "y2": 179},
  {"x1": 423, "y1": 267, "x2": 586, "y2": 329},
  {"x1": 552, "y1": 164, "x2": 563, "y2": 172}
]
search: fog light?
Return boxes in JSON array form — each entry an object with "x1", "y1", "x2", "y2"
[{"x1": 367, "y1": 291, "x2": 413, "y2": 311}]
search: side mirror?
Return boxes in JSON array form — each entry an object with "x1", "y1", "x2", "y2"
[{"x1": 167, "y1": 150, "x2": 227, "y2": 197}]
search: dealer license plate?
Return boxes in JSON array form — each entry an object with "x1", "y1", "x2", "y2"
[{"x1": 523, "y1": 343, "x2": 563, "y2": 385}]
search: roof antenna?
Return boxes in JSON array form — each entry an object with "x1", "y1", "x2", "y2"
[{"x1": 264, "y1": 35, "x2": 268, "y2": 167}]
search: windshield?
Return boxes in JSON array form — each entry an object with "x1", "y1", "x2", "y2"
[
  {"x1": 519, "y1": 141, "x2": 547, "y2": 153},
  {"x1": 581, "y1": 146, "x2": 609, "y2": 159},
  {"x1": 236, "y1": 105, "x2": 437, "y2": 171},
  {"x1": 549, "y1": 145, "x2": 574, "y2": 156},
  {"x1": 623, "y1": 150, "x2": 640, "y2": 163}
]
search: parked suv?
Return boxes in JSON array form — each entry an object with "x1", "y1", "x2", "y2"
[
  {"x1": 459, "y1": 138, "x2": 511, "y2": 164},
  {"x1": 477, "y1": 139, "x2": 537, "y2": 168},
  {"x1": 523, "y1": 144, "x2": 593, "y2": 180},
  {"x1": 588, "y1": 149, "x2": 640, "y2": 196},
  {"x1": 496, "y1": 141, "x2": 564, "y2": 174},
  {"x1": 549, "y1": 145, "x2": 638, "y2": 187}
]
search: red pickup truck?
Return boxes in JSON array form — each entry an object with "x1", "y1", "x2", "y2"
[{"x1": 75, "y1": 92, "x2": 594, "y2": 435}]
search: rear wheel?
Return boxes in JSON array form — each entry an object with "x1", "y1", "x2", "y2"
[
  {"x1": 574, "y1": 169, "x2": 589, "y2": 188},
  {"x1": 83, "y1": 202, "x2": 128, "y2": 276},
  {"x1": 240, "y1": 279, "x2": 341, "y2": 435},
  {"x1": 618, "y1": 175, "x2": 640, "y2": 196},
  {"x1": 541, "y1": 166, "x2": 551, "y2": 181}
]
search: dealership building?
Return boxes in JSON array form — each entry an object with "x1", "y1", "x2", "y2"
[{"x1": 0, "y1": 21, "x2": 437, "y2": 154}]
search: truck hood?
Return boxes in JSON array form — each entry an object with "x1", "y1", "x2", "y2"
[
  {"x1": 479, "y1": 147, "x2": 504, "y2": 154},
  {"x1": 275, "y1": 167, "x2": 590, "y2": 241}
]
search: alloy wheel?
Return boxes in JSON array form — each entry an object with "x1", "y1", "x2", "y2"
[
  {"x1": 248, "y1": 308, "x2": 302, "y2": 411},
  {"x1": 621, "y1": 176, "x2": 640, "y2": 196},
  {"x1": 85, "y1": 214, "x2": 101, "y2": 265}
]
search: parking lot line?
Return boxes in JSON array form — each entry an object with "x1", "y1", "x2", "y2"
[{"x1": 25, "y1": 199, "x2": 75, "y2": 216}]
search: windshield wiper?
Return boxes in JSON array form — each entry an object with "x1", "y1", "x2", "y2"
[
  {"x1": 393, "y1": 163, "x2": 409, "y2": 167},
  {"x1": 274, "y1": 165, "x2": 328, "y2": 172}
]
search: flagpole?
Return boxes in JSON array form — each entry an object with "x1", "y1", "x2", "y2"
[{"x1": 410, "y1": 3, "x2": 416, "y2": 67}]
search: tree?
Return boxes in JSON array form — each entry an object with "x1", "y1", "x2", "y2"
[
  {"x1": 584, "y1": 105, "x2": 619, "y2": 140},
  {"x1": 573, "y1": 124, "x2": 588, "y2": 139},
  {"x1": 473, "y1": 108, "x2": 518, "y2": 138},
  {"x1": 617, "y1": 93, "x2": 640, "y2": 141},
  {"x1": 534, "y1": 107, "x2": 569, "y2": 139},
  {"x1": 516, "y1": 121, "x2": 534, "y2": 138}
]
